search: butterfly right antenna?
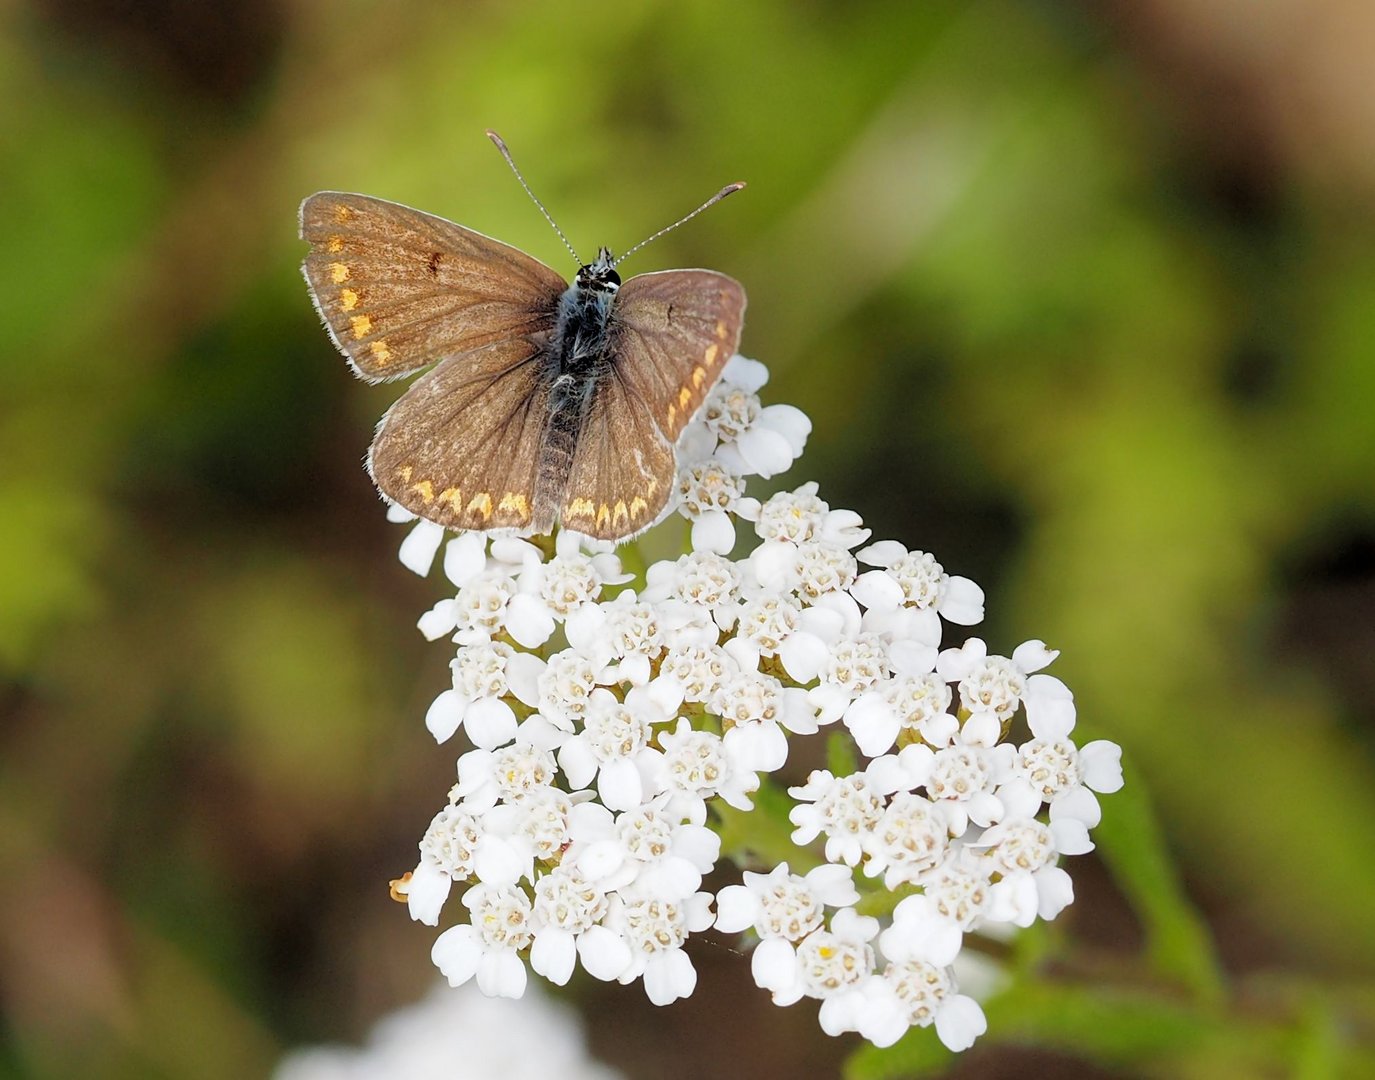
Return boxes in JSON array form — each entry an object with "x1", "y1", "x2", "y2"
[
  {"x1": 486, "y1": 130, "x2": 583, "y2": 267},
  {"x1": 613, "y1": 181, "x2": 746, "y2": 268}
]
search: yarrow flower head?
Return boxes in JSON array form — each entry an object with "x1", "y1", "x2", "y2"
[{"x1": 381, "y1": 354, "x2": 1123, "y2": 1057}]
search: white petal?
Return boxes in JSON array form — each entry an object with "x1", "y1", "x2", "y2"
[
  {"x1": 851, "y1": 569, "x2": 905, "y2": 611},
  {"x1": 811, "y1": 589, "x2": 863, "y2": 637},
  {"x1": 386, "y1": 501, "x2": 416, "y2": 523},
  {"x1": 473, "y1": 836, "x2": 527, "y2": 887},
  {"x1": 1012, "y1": 639, "x2": 1059, "y2": 673},
  {"x1": 843, "y1": 692, "x2": 900, "y2": 757},
  {"x1": 758, "y1": 403, "x2": 811, "y2": 451},
  {"x1": 476, "y1": 949, "x2": 527, "y2": 999},
  {"x1": 939, "y1": 575, "x2": 985, "y2": 625},
  {"x1": 722, "y1": 354, "x2": 769, "y2": 391},
  {"x1": 865, "y1": 753, "x2": 913, "y2": 796},
  {"x1": 442, "y1": 532, "x2": 487, "y2": 587},
  {"x1": 399, "y1": 520, "x2": 446, "y2": 576},
  {"x1": 856, "y1": 540, "x2": 905, "y2": 568},
  {"x1": 961, "y1": 710, "x2": 1002, "y2": 748},
  {"x1": 1051, "y1": 817, "x2": 1094, "y2": 856},
  {"x1": 430, "y1": 925, "x2": 481, "y2": 987},
  {"x1": 1050, "y1": 785, "x2": 1101, "y2": 828},
  {"x1": 749, "y1": 540, "x2": 799, "y2": 591},
  {"x1": 724, "y1": 720, "x2": 788, "y2": 772},
  {"x1": 577, "y1": 925, "x2": 632, "y2": 981},
  {"x1": 859, "y1": 983, "x2": 911, "y2": 1048},
  {"x1": 690, "y1": 510, "x2": 736, "y2": 554},
  {"x1": 778, "y1": 631, "x2": 828, "y2": 683},
  {"x1": 809, "y1": 683, "x2": 851, "y2": 726},
  {"x1": 643, "y1": 949, "x2": 696, "y2": 1006},
  {"x1": 417, "y1": 599, "x2": 459, "y2": 641},
  {"x1": 616, "y1": 653, "x2": 651, "y2": 687},
  {"x1": 464, "y1": 697, "x2": 517, "y2": 750},
  {"x1": 597, "y1": 757, "x2": 644, "y2": 811},
  {"x1": 575, "y1": 839, "x2": 625, "y2": 883},
  {"x1": 564, "y1": 604, "x2": 608, "y2": 657},
  {"x1": 405, "y1": 858, "x2": 452, "y2": 926},
  {"x1": 736, "y1": 426, "x2": 795, "y2": 478},
  {"x1": 424, "y1": 689, "x2": 466, "y2": 743},
  {"x1": 797, "y1": 604, "x2": 845, "y2": 643},
  {"x1": 673, "y1": 823, "x2": 722, "y2": 870},
  {"x1": 713, "y1": 885, "x2": 759, "y2": 934},
  {"x1": 645, "y1": 675, "x2": 685, "y2": 716},
  {"x1": 805, "y1": 863, "x2": 860, "y2": 907},
  {"x1": 936, "y1": 638, "x2": 986, "y2": 680},
  {"x1": 750, "y1": 937, "x2": 798, "y2": 992},
  {"x1": 517, "y1": 713, "x2": 568, "y2": 751},
  {"x1": 530, "y1": 928, "x2": 577, "y2": 985},
  {"x1": 1035, "y1": 865, "x2": 1075, "y2": 920},
  {"x1": 987, "y1": 875, "x2": 1039, "y2": 927},
  {"x1": 489, "y1": 535, "x2": 540, "y2": 566},
  {"x1": 965, "y1": 791, "x2": 1004, "y2": 829},
  {"x1": 1024, "y1": 674, "x2": 1076, "y2": 740},
  {"x1": 504, "y1": 593, "x2": 555, "y2": 648},
  {"x1": 676, "y1": 421, "x2": 718, "y2": 462},
  {"x1": 504, "y1": 653, "x2": 544, "y2": 707},
  {"x1": 558, "y1": 737, "x2": 598, "y2": 789},
  {"x1": 1079, "y1": 740, "x2": 1124, "y2": 793},
  {"x1": 997, "y1": 778, "x2": 1043, "y2": 819},
  {"x1": 935, "y1": 995, "x2": 987, "y2": 1052},
  {"x1": 778, "y1": 687, "x2": 819, "y2": 735},
  {"x1": 818, "y1": 991, "x2": 866, "y2": 1037}
]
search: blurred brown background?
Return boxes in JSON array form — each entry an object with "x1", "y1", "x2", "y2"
[{"x1": 3, "y1": 1, "x2": 1375, "y2": 1077}]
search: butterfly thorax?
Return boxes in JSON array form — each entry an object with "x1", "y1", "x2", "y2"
[
  {"x1": 553, "y1": 247, "x2": 621, "y2": 368},
  {"x1": 535, "y1": 247, "x2": 623, "y2": 529}
]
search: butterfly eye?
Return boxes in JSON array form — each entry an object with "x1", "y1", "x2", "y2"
[{"x1": 605, "y1": 268, "x2": 622, "y2": 288}]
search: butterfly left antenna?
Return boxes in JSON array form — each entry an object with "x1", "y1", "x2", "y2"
[{"x1": 486, "y1": 130, "x2": 583, "y2": 267}]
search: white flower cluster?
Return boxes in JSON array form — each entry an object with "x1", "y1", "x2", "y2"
[{"x1": 386, "y1": 356, "x2": 1123, "y2": 1054}]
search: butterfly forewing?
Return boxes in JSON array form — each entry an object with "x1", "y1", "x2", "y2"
[
  {"x1": 559, "y1": 365, "x2": 677, "y2": 540},
  {"x1": 300, "y1": 192, "x2": 567, "y2": 382},
  {"x1": 369, "y1": 336, "x2": 554, "y2": 531},
  {"x1": 609, "y1": 270, "x2": 746, "y2": 443}
]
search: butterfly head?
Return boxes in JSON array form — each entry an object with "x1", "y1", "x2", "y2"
[{"x1": 575, "y1": 247, "x2": 621, "y2": 294}]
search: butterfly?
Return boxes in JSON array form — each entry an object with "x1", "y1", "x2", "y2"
[{"x1": 300, "y1": 132, "x2": 747, "y2": 542}]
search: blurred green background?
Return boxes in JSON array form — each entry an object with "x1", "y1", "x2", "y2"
[{"x1": 3, "y1": 1, "x2": 1375, "y2": 1077}]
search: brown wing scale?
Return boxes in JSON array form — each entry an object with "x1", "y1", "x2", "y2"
[
  {"x1": 559, "y1": 365, "x2": 676, "y2": 540},
  {"x1": 368, "y1": 336, "x2": 554, "y2": 532},
  {"x1": 300, "y1": 192, "x2": 567, "y2": 382},
  {"x1": 608, "y1": 269, "x2": 746, "y2": 442}
]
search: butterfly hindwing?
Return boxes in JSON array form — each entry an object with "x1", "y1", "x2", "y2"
[
  {"x1": 368, "y1": 336, "x2": 554, "y2": 532},
  {"x1": 300, "y1": 192, "x2": 567, "y2": 382},
  {"x1": 609, "y1": 269, "x2": 747, "y2": 442},
  {"x1": 559, "y1": 365, "x2": 676, "y2": 541}
]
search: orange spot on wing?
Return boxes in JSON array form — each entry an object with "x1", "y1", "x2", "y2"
[
  {"x1": 370, "y1": 340, "x2": 392, "y2": 365},
  {"x1": 467, "y1": 492, "x2": 493, "y2": 520},
  {"x1": 340, "y1": 288, "x2": 359, "y2": 311},
  {"x1": 329, "y1": 262, "x2": 350, "y2": 283},
  {"x1": 350, "y1": 314, "x2": 373, "y2": 339},
  {"x1": 498, "y1": 492, "x2": 529, "y2": 516},
  {"x1": 327, "y1": 235, "x2": 344, "y2": 253}
]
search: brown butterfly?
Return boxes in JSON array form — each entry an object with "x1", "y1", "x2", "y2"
[{"x1": 300, "y1": 132, "x2": 746, "y2": 542}]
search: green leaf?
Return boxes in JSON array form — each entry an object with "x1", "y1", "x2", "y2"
[{"x1": 1091, "y1": 750, "x2": 1225, "y2": 1003}]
